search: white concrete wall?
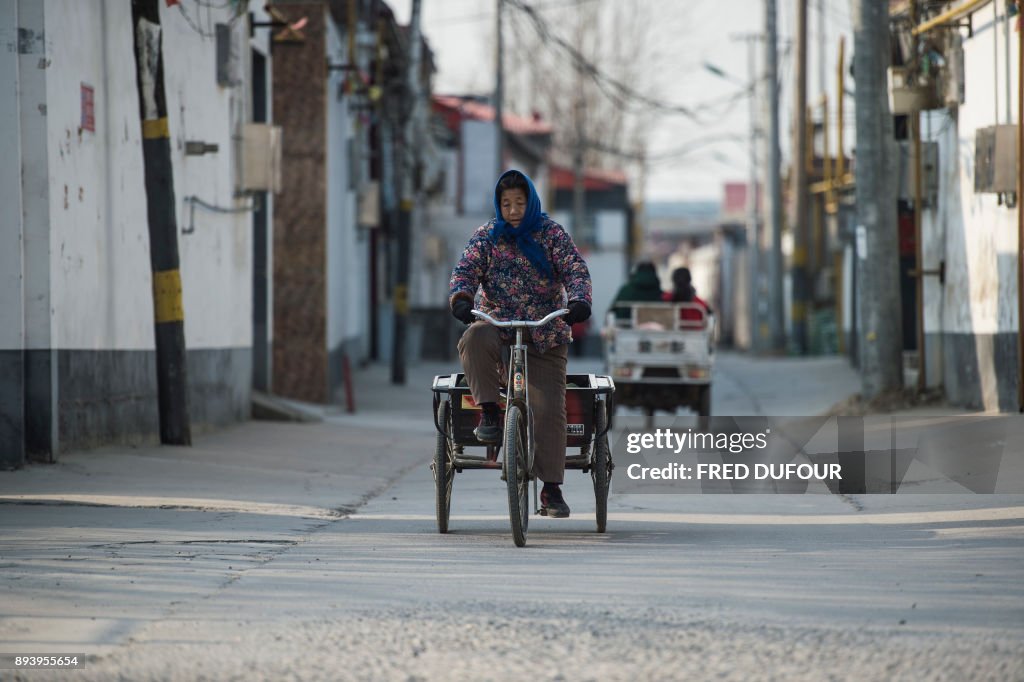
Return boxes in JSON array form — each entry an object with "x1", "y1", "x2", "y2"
[
  {"x1": 587, "y1": 249, "x2": 628, "y2": 322},
  {"x1": 160, "y1": 1, "x2": 252, "y2": 350},
  {"x1": 462, "y1": 119, "x2": 497, "y2": 215},
  {"x1": 550, "y1": 211, "x2": 570, "y2": 237},
  {"x1": 37, "y1": 0, "x2": 254, "y2": 352},
  {"x1": 427, "y1": 205, "x2": 490, "y2": 297},
  {"x1": 922, "y1": 6, "x2": 1019, "y2": 406},
  {"x1": 417, "y1": 145, "x2": 453, "y2": 308},
  {"x1": 0, "y1": 0, "x2": 23, "y2": 352},
  {"x1": 43, "y1": 0, "x2": 152, "y2": 351},
  {"x1": 595, "y1": 210, "x2": 626, "y2": 249},
  {"x1": 20, "y1": 0, "x2": 54, "y2": 355},
  {"x1": 947, "y1": 10, "x2": 1018, "y2": 336},
  {"x1": 920, "y1": 107, "x2": 956, "y2": 386},
  {"x1": 325, "y1": 18, "x2": 369, "y2": 358},
  {"x1": 428, "y1": 138, "x2": 494, "y2": 305}
]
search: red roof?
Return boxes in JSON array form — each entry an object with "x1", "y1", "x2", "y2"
[
  {"x1": 550, "y1": 165, "x2": 628, "y2": 191},
  {"x1": 433, "y1": 95, "x2": 552, "y2": 136},
  {"x1": 722, "y1": 182, "x2": 747, "y2": 214},
  {"x1": 721, "y1": 181, "x2": 760, "y2": 217}
]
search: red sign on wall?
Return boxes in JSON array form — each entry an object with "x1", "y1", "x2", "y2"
[{"x1": 80, "y1": 83, "x2": 95, "y2": 133}]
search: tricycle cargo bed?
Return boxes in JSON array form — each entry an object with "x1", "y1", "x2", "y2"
[
  {"x1": 602, "y1": 301, "x2": 715, "y2": 416},
  {"x1": 432, "y1": 373, "x2": 613, "y2": 448}
]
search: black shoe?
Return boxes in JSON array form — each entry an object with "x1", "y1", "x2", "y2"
[
  {"x1": 474, "y1": 409, "x2": 501, "y2": 444},
  {"x1": 540, "y1": 485, "x2": 571, "y2": 518}
]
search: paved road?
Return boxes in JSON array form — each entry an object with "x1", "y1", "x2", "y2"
[{"x1": 1, "y1": 355, "x2": 1022, "y2": 681}]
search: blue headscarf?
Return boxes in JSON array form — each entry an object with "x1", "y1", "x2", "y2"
[{"x1": 490, "y1": 169, "x2": 553, "y2": 279}]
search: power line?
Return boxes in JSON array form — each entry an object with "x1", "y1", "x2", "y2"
[
  {"x1": 435, "y1": 0, "x2": 601, "y2": 26},
  {"x1": 176, "y1": 0, "x2": 246, "y2": 39},
  {"x1": 177, "y1": 3, "x2": 216, "y2": 37},
  {"x1": 506, "y1": 0, "x2": 719, "y2": 123},
  {"x1": 565, "y1": 132, "x2": 746, "y2": 163}
]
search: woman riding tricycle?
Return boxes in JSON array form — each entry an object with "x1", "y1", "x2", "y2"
[{"x1": 432, "y1": 169, "x2": 614, "y2": 546}]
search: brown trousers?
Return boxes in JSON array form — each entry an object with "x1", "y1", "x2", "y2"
[{"x1": 457, "y1": 322, "x2": 568, "y2": 483}]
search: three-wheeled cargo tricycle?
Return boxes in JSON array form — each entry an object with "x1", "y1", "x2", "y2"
[
  {"x1": 602, "y1": 301, "x2": 715, "y2": 426},
  {"x1": 431, "y1": 309, "x2": 615, "y2": 547}
]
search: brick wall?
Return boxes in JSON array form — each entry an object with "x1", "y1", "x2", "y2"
[{"x1": 272, "y1": 3, "x2": 328, "y2": 403}]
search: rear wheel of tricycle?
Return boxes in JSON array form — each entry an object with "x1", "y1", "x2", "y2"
[
  {"x1": 592, "y1": 402, "x2": 612, "y2": 533},
  {"x1": 697, "y1": 384, "x2": 711, "y2": 417},
  {"x1": 503, "y1": 404, "x2": 529, "y2": 547},
  {"x1": 434, "y1": 401, "x2": 454, "y2": 533}
]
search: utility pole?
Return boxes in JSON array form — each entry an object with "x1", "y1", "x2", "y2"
[
  {"x1": 791, "y1": 0, "x2": 809, "y2": 354},
  {"x1": 852, "y1": 0, "x2": 902, "y2": 398},
  {"x1": 131, "y1": 0, "x2": 191, "y2": 445},
  {"x1": 744, "y1": 37, "x2": 762, "y2": 353},
  {"x1": 495, "y1": 0, "x2": 504, "y2": 177},
  {"x1": 818, "y1": 0, "x2": 826, "y2": 97},
  {"x1": 391, "y1": 0, "x2": 422, "y2": 385},
  {"x1": 765, "y1": 0, "x2": 785, "y2": 351},
  {"x1": 727, "y1": 34, "x2": 765, "y2": 352},
  {"x1": 631, "y1": 147, "x2": 648, "y2": 266},
  {"x1": 572, "y1": 16, "x2": 586, "y2": 244},
  {"x1": 573, "y1": 99, "x2": 585, "y2": 243}
]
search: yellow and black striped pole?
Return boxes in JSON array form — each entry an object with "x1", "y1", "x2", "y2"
[{"x1": 132, "y1": 0, "x2": 191, "y2": 445}]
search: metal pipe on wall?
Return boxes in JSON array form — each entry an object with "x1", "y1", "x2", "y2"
[
  {"x1": 837, "y1": 37, "x2": 845, "y2": 182},
  {"x1": 913, "y1": 113, "x2": 926, "y2": 392},
  {"x1": 912, "y1": 0, "x2": 992, "y2": 35},
  {"x1": 1017, "y1": 4, "x2": 1023, "y2": 412}
]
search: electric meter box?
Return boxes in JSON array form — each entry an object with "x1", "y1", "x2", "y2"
[
  {"x1": 239, "y1": 124, "x2": 283, "y2": 194},
  {"x1": 974, "y1": 125, "x2": 1017, "y2": 194}
]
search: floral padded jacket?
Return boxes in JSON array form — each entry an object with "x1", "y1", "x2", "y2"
[{"x1": 449, "y1": 218, "x2": 592, "y2": 353}]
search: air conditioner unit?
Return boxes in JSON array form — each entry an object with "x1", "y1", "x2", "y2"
[
  {"x1": 897, "y1": 140, "x2": 939, "y2": 207},
  {"x1": 888, "y1": 66, "x2": 941, "y2": 113},
  {"x1": 423, "y1": 234, "x2": 445, "y2": 266},
  {"x1": 974, "y1": 125, "x2": 1017, "y2": 194},
  {"x1": 239, "y1": 124, "x2": 283, "y2": 194},
  {"x1": 357, "y1": 182, "x2": 380, "y2": 228}
]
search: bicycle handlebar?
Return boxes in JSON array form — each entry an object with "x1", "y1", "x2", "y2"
[{"x1": 471, "y1": 308, "x2": 570, "y2": 328}]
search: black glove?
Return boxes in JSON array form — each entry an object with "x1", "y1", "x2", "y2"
[
  {"x1": 451, "y1": 298, "x2": 475, "y2": 325},
  {"x1": 565, "y1": 300, "x2": 591, "y2": 325}
]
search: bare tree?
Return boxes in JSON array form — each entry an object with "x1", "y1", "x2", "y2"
[{"x1": 503, "y1": 0, "x2": 684, "y2": 192}]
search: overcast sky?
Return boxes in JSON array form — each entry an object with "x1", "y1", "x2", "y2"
[{"x1": 393, "y1": 0, "x2": 854, "y2": 204}]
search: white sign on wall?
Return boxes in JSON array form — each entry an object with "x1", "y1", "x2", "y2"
[{"x1": 856, "y1": 225, "x2": 867, "y2": 261}]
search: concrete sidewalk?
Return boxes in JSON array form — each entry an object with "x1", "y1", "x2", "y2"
[
  {"x1": 0, "y1": 352, "x2": 978, "y2": 513},
  {"x1": 0, "y1": 367, "x2": 452, "y2": 518}
]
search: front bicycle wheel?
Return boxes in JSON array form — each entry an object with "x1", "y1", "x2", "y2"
[
  {"x1": 433, "y1": 401, "x2": 454, "y2": 534},
  {"x1": 592, "y1": 402, "x2": 612, "y2": 533},
  {"x1": 504, "y1": 404, "x2": 529, "y2": 547}
]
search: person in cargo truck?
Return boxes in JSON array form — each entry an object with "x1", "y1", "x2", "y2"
[
  {"x1": 662, "y1": 267, "x2": 711, "y2": 325},
  {"x1": 448, "y1": 169, "x2": 593, "y2": 518},
  {"x1": 609, "y1": 261, "x2": 663, "y2": 320}
]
